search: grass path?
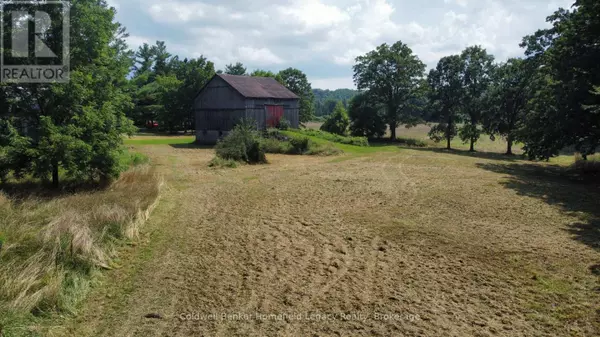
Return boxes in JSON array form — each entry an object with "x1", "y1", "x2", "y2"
[{"x1": 63, "y1": 145, "x2": 600, "y2": 336}]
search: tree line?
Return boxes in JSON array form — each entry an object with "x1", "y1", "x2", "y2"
[
  {"x1": 342, "y1": 0, "x2": 599, "y2": 160},
  {"x1": 313, "y1": 89, "x2": 359, "y2": 117}
]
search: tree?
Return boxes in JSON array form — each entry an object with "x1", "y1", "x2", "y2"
[
  {"x1": 321, "y1": 102, "x2": 350, "y2": 135},
  {"x1": 353, "y1": 41, "x2": 426, "y2": 140},
  {"x1": 520, "y1": 0, "x2": 600, "y2": 160},
  {"x1": 0, "y1": 0, "x2": 136, "y2": 186},
  {"x1": 250, "y1": 69, "x2": 280, "y2": 80},
  {"x1": 427, "y1": 55, "x2": 464, "y2": 150},
  {"x1": 278, "y1": 68, "x2": 315, "y2": 123},
  {"x1": 225, "y1": 62, "x2": 247, "y2": 76},
  {"x1": 483, "y1": 58, "x2": 533, "y2": 155},
  {"x1": 151, "y1": 41, "x2": 172, "y2": 76},
  {"x1": 129, "y1": 43, "x2": 215, "y2": 132},
  {"x1": 171, "y1": 57, "x2": 215, "y2": 132},
  {"x1": 459, "y1": 46, "x2": 495, "y2": 152},
  {"x1": 134, "y1": 43, "x2": 154, "y2": 76},
  {"x1": 313, "y1": 89, "x2": 359, "y2": 117},
  {"x1": 348, "y1": 92, "x2": 387, "y2": 138}
]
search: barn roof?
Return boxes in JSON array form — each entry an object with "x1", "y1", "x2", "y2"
[{"x1": 216, "y1": 74, "x2": 300, "y2": 100}]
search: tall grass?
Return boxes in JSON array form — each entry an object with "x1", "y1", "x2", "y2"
[
  {"x1": 292, "y1": 129, "x2": 369, "y2": 147},
  {"x1": 0, "y1": 165, "x2": 162, "y2": 333}
]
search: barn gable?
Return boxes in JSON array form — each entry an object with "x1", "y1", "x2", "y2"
[{"x1": 194, "y1": 74, "x2": 300, "y2": 144}]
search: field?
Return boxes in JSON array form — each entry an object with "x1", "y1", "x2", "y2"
[
  {"x1": 45, "y1": 130, "x2": 600, "y2": 337},
  {"x1": 307, "y1": 122, "x2": 524, "y2": 154}
]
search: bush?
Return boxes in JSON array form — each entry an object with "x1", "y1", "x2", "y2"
[
  {"x1": 396, "y1": 137, "x2": 427, "y2": 147},
  {"x1": 289, "y1": 136, "x2": 310, "y2": 154},
  {"x1": 208, "y1": 157, "x2": 239, "y2": 168},
  {"x1": 262, "y1": 138, "x2": 292, "y2": 154},
  {"x1": 264, "y1": 128, "x2": 289, "y2": 141},
  {"x1": 320, "y1": 102, "x2": 350, "y2": 135},
  {"x1": 277, "y1": 118, "x2": 291, "y2": 130},
  {"x1": 293, "y1": 129, "x2": 369, "y2": 147},
  {"x1": 215, "y1": 119, "x2": 267, "y2": 164}
]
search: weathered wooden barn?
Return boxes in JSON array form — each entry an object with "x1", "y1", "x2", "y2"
[{"x1": 194, "y1": 74, "x2": 300, "y2": 144}]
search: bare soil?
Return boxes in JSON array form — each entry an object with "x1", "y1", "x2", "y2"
[{"x1": 64, "y1": 145, "x2": 600, "y2": 336}]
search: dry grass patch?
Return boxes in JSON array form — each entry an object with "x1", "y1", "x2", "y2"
[{"x1": 0, "y1": 165, "x2": 162, "y2": 334}]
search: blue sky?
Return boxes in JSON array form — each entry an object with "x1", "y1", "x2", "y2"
[{"x1": 106, "y1": 0, "x2": 573, "y2": 90}]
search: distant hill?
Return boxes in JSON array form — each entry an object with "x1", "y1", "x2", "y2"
[{"x1": 312, "y1": 88, "x2": 360, "y2": 117}]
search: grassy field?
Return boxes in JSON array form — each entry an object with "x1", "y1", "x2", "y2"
[
  {"x1": 5, "y1": 130, "x2": 599, "y2": 336},
  {"x1": 33, "y1": 130, "x2": 597, "y2": 337},
  {"x1": 307, "y1": 122, "x2": 521, "y2": 152}
]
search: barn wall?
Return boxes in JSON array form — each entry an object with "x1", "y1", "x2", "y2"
[
  {"x1": 195, "y1": 76, "x2": 247, "y2": 144},
  {"x1": 195, "y1": 76, "x2": 245, "y2": 110},
  {"x1": 247, "y1": 98, "x2": 300, "y2": 129},
  {"x1": 194, "y1": 76, "x2": 301, "y2": 143}
]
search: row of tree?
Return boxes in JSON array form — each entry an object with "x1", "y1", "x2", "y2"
[
  {"x1": 347, "y1": 0, "x2": 599, "y2": 160},
  {"x1": 313, "y1": 89, "x2": 359, "y2": 117}
]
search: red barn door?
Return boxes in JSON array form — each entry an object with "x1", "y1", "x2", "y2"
[{"x1": 266, "y1": 105, "x2": 284, "y2": 128}]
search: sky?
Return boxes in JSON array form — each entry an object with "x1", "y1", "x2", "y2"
[{"x1": 106, "y1": 0, "x2": 574, "y2": 90}]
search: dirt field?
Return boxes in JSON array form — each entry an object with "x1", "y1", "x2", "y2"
[{"x1": 64, "y1": 144, "x2": 600, "y2": 336}]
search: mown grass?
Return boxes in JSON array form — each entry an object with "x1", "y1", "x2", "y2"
[{"x1": 0, "y1": 155, "x2": 162, "y2": 336}]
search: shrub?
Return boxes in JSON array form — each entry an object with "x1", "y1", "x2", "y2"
[
  {"x1": 208, "y1": 157, "x2": 239, "y2": 168},
  {"x1": 262, "y1": 138, "x2": 292, "y2": 154},
  {"x1": 277, "y1": 118, "x2": 291, "y2": 130},
  {"x1": 264, "y1": 128, "x2": 289, "y2": 141},
  {"x1": 292, "y1": 129, "x2": 369, "y2": 147},
  {"x1": 289, "y1": 136, "x2": 310, "y2": 154},
  {"x1": 320, "y1": 102, "x2": 350, "y2": 135},
  {"x1": 215, "y1": 119, "x2": 267, "y2": 164}
]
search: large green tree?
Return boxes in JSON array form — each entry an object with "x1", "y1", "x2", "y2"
[
  {"x1": 459, "y1": 46, "x2": 495, "y2": 152},
  {"x1": 1, "y1": 0, "x2": 136, "y2": 186},
  {"x1": 348, "y1": 92, "x2": 387, "y2": 138},
  {"x1": 129, "y1": 43, "x2": 214, "y2": 132},
  {"x1": 427, "y1": 55, "x2": 464, "y2": 150},
  {"x1": 483, "y1": 58, "x2": 534, "y2": 155},
  {"x1": 250, "y1": 69, "x2": 280, "y2": 80},
  {"x1": 353, "y1": 41, "x2": 426, "y2": 140},
  {"x1": 520, "y1": 0, "x2": 600, "y2": 159},
  {"x1": 278, "y1": 68, "x2": 315, "y2": 123},
  {"x1": 225, "y1": 62, "x2": 247, "y2": 76}
]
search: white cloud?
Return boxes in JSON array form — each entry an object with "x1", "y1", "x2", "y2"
[
  {"x1": 311, "y1": 77, "x2": 356, "y2": 90},
  {"x1": 115, "y1": 0, "x2": 577, "y2": 89}
]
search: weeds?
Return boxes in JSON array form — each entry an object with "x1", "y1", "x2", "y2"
[
  {"x1": 0, "y1": 164, "x2": 162, "y2": 334},
  {"x1": 209, "y1": 157, "x2": 239, "y2": 168},
  {"x1": 293, "y1": 129, "x2": 369, "y2": 147}
]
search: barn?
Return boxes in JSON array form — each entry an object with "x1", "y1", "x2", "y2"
[{"x1": 194, "y1": 74, "x2": 300, "y2": 144}]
